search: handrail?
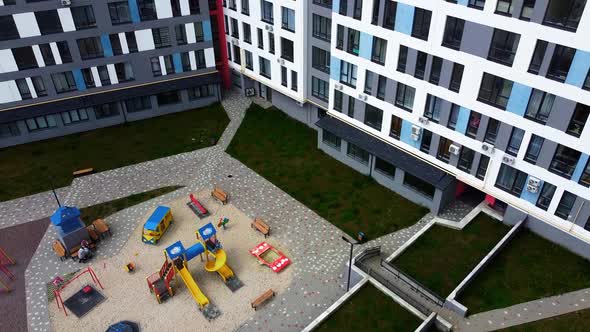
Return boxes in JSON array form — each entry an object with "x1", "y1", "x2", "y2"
[{"x1": 380, "y1": 260, "x2": 445, "y2": 307}]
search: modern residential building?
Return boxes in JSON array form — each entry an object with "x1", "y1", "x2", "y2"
[
  {"x1": 224, "y1": 0, "x2": 590, "y2": 258},
  {"x1": 0, "y1": 0, "x2": 226, "y2": 148}
]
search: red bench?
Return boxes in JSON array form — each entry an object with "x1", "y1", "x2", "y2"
[{"x1": 187, "y1": 194, "x2": 210, "y2": 219}]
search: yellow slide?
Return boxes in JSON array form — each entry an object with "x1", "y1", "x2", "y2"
[
  {"x1": 204, "y1": 249, "x2": 234, "y2": 283},
  {"x1": 176, "y1": 265, "x2": 210, "y2": 309}
]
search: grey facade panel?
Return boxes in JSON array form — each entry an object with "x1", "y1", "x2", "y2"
[
  {"x1": 460, "y1": 21, "x2": 493, "y2": 59},
  {"x1": 546, "y1": 96, "x2": 577, "y2": 132},
  {"x1": 495, "y1": 123, "x2": 513, "y2": 152},
  {"x1": 536, "y1": 139, "x2": 558, "y2": 169}
]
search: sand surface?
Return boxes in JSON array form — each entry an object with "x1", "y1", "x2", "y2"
[{"x1": 48, "y1": 190, "x2": 292, "y2": 332}]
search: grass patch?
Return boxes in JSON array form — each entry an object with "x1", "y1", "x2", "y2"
[
  {"x1": 393, "y1": 214, "x2": 509, "y2": 297},
  {"x1": 458, "y1": 229, "x2": 590, "y2": 314},
  {"x1": 226, "y1": 105, "x2": 427, "y2": 239},
  {"x1": 79, "y1": 186, "x2": 183, "y2": 225},
  {"x1": 500, "y1": 309, "x2": 590, "y2": 332},
  {"x1": 0, "y1": 104, "x2": 228, "y2": 201},
  {"x1": 316, "y1": 284, "x2": 421, "y2": 331}
]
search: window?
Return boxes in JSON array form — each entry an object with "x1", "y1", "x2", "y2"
[
  {"x1": 543, "y1": 0, "x2": 586, "y2": 31},
  {"x1": 578, "y1": 160, "x2": 590, "y2": 187},
  {"x1": 334, "y1": 90, "x2": 343, "y2": 111},
  {"x1": 291, "y1": 70, "x2": 298, "y2": 91},
  {"x1": 371, "y1": 37, "x2": 387, "y2": 65},
  {"x1": 478, "y1": 73, "x2": 513, "y2": 109},
  {"x1": 584, "y1": 70, "x2": 590, "y2": 90},
  {"x1": 395, "y1": 83, "x2": 415, "y2": 111},
  {"x1": 340, "y1": 61, "x2": 357, "y2": 87},
  {"x1": 382, "y1": 1, "x2": 396, "y2": 29},
  {"x1": 496, "y1": 0, "x2": 514, "y2": 16},
  {"x1": 429, "y1": 57, "x2": 442, "y2": 85},
  {"x1": 12, "y1": 47, "x2": 38, "y2": 70},
  {"x1": 397, "y1": 46, "x2": 408, "y2": 72},
  {"x1": 51, "y1": 72, "x2": 77, "y2": 93},
  {"x1": 54, "y1": 41, "x2": 72, "y2": 63},
  {"x1": 415, "y1": 52, "x2": 427, "y2": 80},
  {"x1": 77, "y1": 37, "x2": 103, "y2": 59},
  {"x1": 31, "y1": 76, "x2": 47, "y2": 96},
  {"x1": 484, "y1": 118, "x2": 500, "y2": 144},
  {"x1": 377, "y1": 75, "x2": 386, "y2": 100},
  {"x1": 364, "y1": 105, "x2": 383, "y2": 131},
  {"x1": 312, "y1": 77, "x2": 329, "y2": 101},
  {"x1": 189, "y1": 22, "x2": 202, "y2": 42},
  {"x1": 257, "y1": 28, "x2": 264, "y2": 49},
  {"x1": 175, "y1": 25, "x2": 187, "y2": 45},
  {"x1": 281, "y1": 7, "x2": 295, "y2": 32},
  {"x1": 0, "y1": 122, "x2": 20, "y2": 138},
  {"x1": 458, "y1": 147, "x2": 475, "y2": 172},
  {"x1": 424, "y1": 95, "x2": 442, "y2": 123},
  {"x1": 448, "y1": 104, "x2": 459, "y2": 130},
  {"x1": 449, "y1": 63, "x2": 464, "y2": 92},
  {"x1": 231, "y1": 18, "x2": 239, "y2": 38},
  {"x1": 348, "y1": 97, "x2": 355, "y2": 118},
  {"x1": 466, "y1": 112, "x2": 481, "y2": 138},
  {"x1": 261, "y1": 0, "x2": 274, "y2": 23},
  {"x1": 347, "y1": 143, "x2": 369, "y2": 165},
  {"x1": 281, "y1": 38, "x2": 294, "y2": 62},
  {"x1": 524, "y1": 89, "x2": 555, "y2": 124},
  {"x1": 35, "y1": 10, "x2": 63, "y2": 35},
  {"x1": 312, "y1": 47, "x2": 330, "y2": 73},
  {"x1": 437, "y1": 137, "x2": 453, "y2": 162},
  {"x1": 125, "y1": 96, "x2": 152, "y2": 113},
  {"x1": 138, "y1": 0, "x2": 157, "y2": 21},
  {"x1": 268, "y1": 33, "x2": 275, "y2": 54},
  {"x1": 259, "y1": 57, "x2": 271, "y2": 79},
  {"x1": 411, "y1": 8, "x2": 431, "y2": 40},
  {"x1": 528, "y1": 40, "x2": 548, "y2": 74},
  {"x1": 535, "y1": 182, "x2": 556, "y2": 211},
  {"x1": 364, "y1": 70, "x2": 374, "y2": 94},
  {"x1": 312, "y1": 14, "x2": 331, "y2": 41},
  {"x1": 520, "y1": 0, "x2": 535, "y2": 20},
  {"x1": 39, "y1": 44, "x2": 55, "y2": 66},
  {"x1": 488, "y1": 29, "x2": 520, "y2": 66},
  {"x1": 371, "y1": 0, "x2": 381, "y2": 24},
  {"x1": 115, "y1": 63, "x2": 134, "y2": 82},
  {"x1": 550, "y1": 145, "x2": 581, "y2": 178},
  {"x1": 125, "y1": 32, "x2": 138, "y2": 53},
  {"x1": 97, "y1": 65, "x2": 111, "y2": 86},
  {"x1": 61, "y1": 108, "x2": 89, "y2": 125},
  {"x1": 524, "y1": 135, "x2": 544, "y2": 164},
  {"x1": 318, "y1": 108, "x2": 327, "y2": 119},
  {"x1": 109, "y1": 0, "x2": 131, "y2": 24},
  {"x1": 506, "y1": 127, "x2": 524, "y2": 156},
  {"x1": 224, "y1": 15, "x2": 229, "y2": 35},
  {"x1": 476, "y1": 155, "x2": 490, "y2": 180},
  {"x1": 244, "y1": 50, "x2": 253, "y2": 70},
  {"x1": 404, "y1": 173, "x2": 435, "y2": 198},
  {"x1": 150, "y1": 57, "x2": 162, "y2": 76},
  {"x1": 188, "y1": 85, "x2": 215, "y2": 100},
  {"x1": 189, "y1": 0, "x2": 200, "y2": 13},
  {"x1": 495, "y1": 164, "x2": 527, "y2": 196},
  {"x1": 16, "y1": 79, "x2": 32, "y2": 100},
  {"x1": 567, "y1": 103, "x2": 589, "y2": 137},
  {"x1": 153, "y1": 27, "x2": 171, "y2": 48},
  {"x1": 228, "y1": 0, "x2": 236, "y2": 10},
  {"x1": 374, "y1": 158, "x2": 396, "y2": 178},
  {"x1": 442, "y1": 17, "x2": 464, "y2": 50},
  {"x1": 242, "y1": 0, "x2": 250, "y2": 14},
  {"x1": 322, "y1": 130, "x2": 341, "y2": 149},
  {"x1": 555, "y1": 192, "x2": 577, "y2": 220},
  {"x1": 390, "y1": 115, "x2": 402, "y2": 139},
  {"x1": 281, "y1": 66, "x2": 287, "y2": 87},
  {"x1": 25, "y1": 115, "x2": 57, "y2": 132},
  {"x1": 71, "y1": 6, "x2": 96, "y2": 30},
  {"x1": 468, "y1": 0, "x2": 486, "y2": 9},
  {"x1": 420, "y1": 130, "x2": 432, "y2": 153},
  {"x1": 336, "y1": 25, "x2": 344, "y2": 50},
  {"x1": 157, "y1": 91, "x2": 181, "y2": 106},
  {"x1": 347, "y1": 28, "x2": 360, "y2": 56},
  {"x1": 339, "y1": 0, "x2": 348, "y2": 15},
  {"x1": 243, "y1": 23, "x2": 252, "y2": 44},
  {"x1": 95, "y1": 103, "x2": 121, "y2": 118},
  {"x1": 353, "y1": 0, "x2": 363, "y2": 19},
  {"x1": 81, "y1": 68, "x2": 95, "y2": 88},
  {"x1": 547, "y1": 45, "x2": 577, "y2": 82},
  {"x1": 314, "y1": 0, "x2": 332, "y2": 8},
  {"x1": 0, "y1": 16, "x2": 19, "y2": 41}
]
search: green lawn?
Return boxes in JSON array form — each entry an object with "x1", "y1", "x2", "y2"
[
  {"x1": 226, "y1": 105, "x2": 427, "y2": 239},
  {"x1": 500, "y1": 309, "x2": 590, "y2": 331},
  {"x1": 0, "y1": 104, "x2": 228, "y2": 201},
  {"x1": 458, "y1": 229, "x2": 590, "y2": 314},
  {"x1": 79, "y1": 186, "x2": 183, "y2": 225},
  {"x1": 393, "y1": 214, "x2": 509, "y2": 297},
  {"x1": 316, "y1": 284, "x2": 422, "y2": 331}
]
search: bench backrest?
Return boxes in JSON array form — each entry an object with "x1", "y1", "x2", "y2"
[{"x1": 254, "y1": 218, "x2": 270, "y2": 229}]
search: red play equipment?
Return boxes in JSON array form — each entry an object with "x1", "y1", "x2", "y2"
[
  {"x1": 0, "y1": 246, "x2": 15, "y2": 293},
  {"x1": 53, "y1": 267, "x2": 104, "y2": 316},
  {"x1": 146, "y1": 260, "x2": 175, "y2": 303}
]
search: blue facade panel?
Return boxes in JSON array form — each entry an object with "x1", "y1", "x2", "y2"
[
  {"x1": 506, "y1": 82, "x2": 532, "y2": 117},
  {"x1": 400, "y1": 120, "x2": 421, "y2": 149},
  {"x1": 72, "y1": 69, "x2": 86, "y2": 91},
  {"x1": 457, "y1": 0, "x2": 469, "y2": 5},
  {"x1": 203, "y1": 19, "x2": 213, "y2": 42},
  {"x1": 359, "y1": 32, "x2": 373, "y2": 60},
  {"x1": 565, "y1": 50, "x2": 590, "y2": 87},
  {"x1": 332, "y1": 0, "x2": 340, "y2": 12},
  {"x1": 101, "y1": 34, "x2": 114, "y2": 57},
  {"x1": 330, "y1": 56, "x2": 341, "y2": 81},
  {"x1": 173, "y1": 53, "x2": 183, "y2": 73},
  {"x1": 128, "y1": 0, "x2": 141, "y2": 23},
  {"x1": 520, "y1": 176, "x2": 542, "y2": 205},
  {"x1": 395, "y1": 3, "x2": 415, "y2": 36},
  {"x1": 455, "y1": 107, "x2": 470, "y2": 135},
  {"x1": 572, "y1": 154, "x2": 589, "y2": 183}
]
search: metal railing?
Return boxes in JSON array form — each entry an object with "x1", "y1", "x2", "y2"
[{"x1": 380, "y1": 260, "x2": 445, "y2": 307}]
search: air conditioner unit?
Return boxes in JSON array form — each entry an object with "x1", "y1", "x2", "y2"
[
  {"x1": 411, "y1": 133, "x2": 420, "y2": 141},
  {"x1": 231, "y1": 38, "x2": 239, "y2": 45},
  {"x1": 418, "y1": 117, "x2": 429, "y2": 125},
  {"x1": 358, "y1": 94, "x2": 367, "y2": 101},
  {"x1": 334, "y1": 84, "x2": 343, "y2": 91},
  {"x1": 482, "y1": 142, "x2": 494, "y2": 153},
  {"x1": 411, "y1": 125, "x2": 422, "y2": 136},
  {"x1": 502, "y1": 156, "x2": 515, "y2": 165},
  {"x1": 449, "y1": 144, "x2": 461, "y2": 155},
  {"x1": 265, "y1": 25, "x2": 273, "y2": 32},
  {"x1": 61, "y1": 0, "x2": 71, "y2": 6},
  {"x1": 526, "y1": 176, "x2": 541, "y2": 193},
  {"x1": 276, "y1": 58, "x2": 285, "y2": 65}
]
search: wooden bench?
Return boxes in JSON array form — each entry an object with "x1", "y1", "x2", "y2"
[
  {"x1": 211, "y1": 187, "x2": 228, "y2": 205},
  {"x1": 92, "y1": 219, "x2": 111, "y2": 238},
  {"x1": 251, "y1": 289, "x2": 275, "y2": 310},
  {"x1": 86, "y1": 226, "x2": 99, "y2": 243},
  {"x1": 251, "y1": 218, "x2": 270, "y2": 238},
  {"x1": 52, "y1": 241, "x2": 67, "y2": 261},
  {"x1": 73, "y1": 168, "x2": 94, "y2": 177}
]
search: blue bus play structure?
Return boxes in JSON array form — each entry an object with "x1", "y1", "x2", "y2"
[{"x1": 50, "y1": 206, "x2": 90, "y2": 253}]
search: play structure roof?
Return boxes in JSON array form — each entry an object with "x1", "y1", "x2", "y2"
[
  {"x1": 198, "y1": 222, "x2": 216, "y2": 240},
  {"x1": 50, "y1": 206, "x2": 81, "y2": 226},
  {"x1": 165, "y1": 241, "x2": 186, "y2": 260},
  {"x1": 144, "y1": 206, "x2": 171, "y2": 230}
]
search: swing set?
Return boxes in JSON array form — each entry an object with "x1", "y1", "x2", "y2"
[
  {"x1": 0, "y1": 246, "x2": 16, "y2": 293},
  {"x1": 53, "y1": 267, "x2": 104, "y2": 316}
]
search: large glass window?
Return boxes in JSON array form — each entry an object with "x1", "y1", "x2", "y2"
[
  {"x1": 280, "y1": 38, "x2": 294, "y2": 62},
  {"x1": 61, "y1": 108, "x2": 89, "y2": 125},
  {"x1": 415, "y1": 51, "x2": 427, "y2": 80},
  {"x1": 347, "y1": 28, "x2": 360, "y2": 56},
  {"x1": 429, "y1": 57, "x2": 442, "y2": 85},
  {"x1": 51, "y1": 72, "x2": 77, "y2": 93},
  {"x1": 31, "y1": 76, "x2": 47, "y2": 96},
  {"x1": 448, "y1": 104, "x2": 459, "y2": 130},
  {"x1": 555, "y1": 192, "x2": 577, "y2": 220},
  {"x1": 322, "y1": 130, "x2": 341, "y2": 149},
  {"x1": 364, "y1": 105, "x2": 383, "y2": 131},
  {"x1": 281, "y1": 7, "x2": 295, "y2": 32},
  {"x1": 313, "y1": 0, "x2": 332, "y2": 8},
  {"x1": 466, "y1": 112, "x2": 482, "y2": 139},
  {"x1": 546, "y1": 45, "x2": 576, "y2": 82},
  {"x1": 77, "y1": 37, "x2": 103, "y2": 59},
  {"x1": 484, "y1": 118, "x2": 500, "y2": 144},
  {"x1": 153, "y1": 27, "x2": 171, "y2": 48},
  {"x1": 495, "y1": 164, "x2": 527, "y2": 196},
  {"x1": 12, "y1": 47, "x2": 38, "y2": 70},
  {"x1": 382, "y1": 1, "x2": 396, "y2": 30},
  {"x1": 340, "y1": 61, "x2": 357, "y2": 87},
  {"x1": 364, "y1": 70, "x2": 374, "y2": 94},
  {"x1": 371, "y1": 37, "x2": 387, "y2": 65},
  {"x1": 524, "y1": 89, "x2": 554, "y2": 124},
  {"x1": 420, "y1": 130, "x2": 432, "y2": 153},
  {"x1": 488, "y1": 29, "x2": 520, "y2": 66},
  {"x1": 333, "y1": 90, "x2": 343, "y2": 112},
  {"x1": 374, "y1": 158, "x2": 396, "y2": 179},
  {"x1": 524, "y1": 134, "x2": 544, "y2": 164},
  {"x1": 312, "y1": 14, "x2": 331, "y2": 41},
  {"x1": 390, "y1": 115, "x2": 402, "y2": 139},
  {"x1": 95, "y1": 103, "x2": 122, "y2": 118},
  {"x1": 423, "y1": 95, "x2": 442, "y2": 123},
  {"x1": 549, "y1": 145, "x2": 581, "y2": 178},
  {"x1": 536, "y1": 182, "x2": 556, "y2": 211},
  {"x1": 476, "y1": 155, "x2": 490, "y2": 180},
  {"x1": 397, "y1": 46, "x2": 408, "y2": 72},
  {"x1": 395, "y1": 83, "x2": 415, "y2": 111},
  {"x1": 114, "y1": 62, "x2": 134, "y2": 82},
  {"x1": 353, "y1": 0, "x2": 363, "y2": 20},
  {"x1": 156, "y1": 91, "x2": 181, "y2": 106},
  {"x1": 478, "y1": 73, "x2": 513, "y2": 109},
  {"x1": 0, "y1": 122, "x2": 20, "y2": 138},
  {"x1": 566, "y1": 103, "x2": 589, "y2": 137},
  {"x1": 578, "y1": 160, "x2": 590, "y2": 187},
  {"x1": 39, "y1": 44, "x2": 55, "y2": 66},
  {"x1": 411, "y1": 8, "x2": 431, "y2": 40},
  {"x1": 0, "y1": 16, "x2": 19, "y2": 41},
  {"x1": 377, "y1": 75, "x2": 386, "y2": 100},
  {"x1": 35, "y1": 10, "x2": 63, "y2": 35},
  {"x1": 15, "y1": 79, "x2": 32, "y2": 100},
  {"x1": 312, "y1": 77, "x2": 329, "y2": 101},
  {"x1": 347, "y1": 143, "x2": 370, "y2": 165},
  {"x1": 543, "y1": 0, "x2": 586, "y2": 31},
  {"x1": 259, "y1": 56, "x2": 271, "y2": 78},
  {"x1": 125, "y1": 96, "x2": 152, "y2": 113},
  {"x1": 528, "y1": 40, "x2": 548, "y2": 74},
  {"x1": 496, "y1": 0, "x2": 514, "y2": 16},
  {"x1": 449, "y1": 63, "x2": 464, "y2": 92},
  {"x1": 437, "y1": 137, "x2": 452, "y2": 163},
  {"x1": 71, "y1": 5, "x2": 96, "y2": 30},
  {"x1": 404, "y1": 173, "x2": 435, "y2": 198},
  {"x1": 458, "y1": 147, "x2": 475, "y2": 172},
  {"x1": 506, "y1": 127, "x2": 525, "y2": 156},
  {"x1": 261, "y1": 0, "x2": 274, "y2": 23},
  {"x1": 442, "y1": 17, "x2": 464, "y2": 50},
  {"x1": 25, "y1": 115, "x2": 57, "y2": 132},
  {"x1": 138, "y1": 0, "x2": 157, "y2": 21},
  {"x1": 520, "y1": 0, "x2": 536, "y2": 20},
  {"x1": 312, "y1": 47, "x2": 330, "y2": 73}
]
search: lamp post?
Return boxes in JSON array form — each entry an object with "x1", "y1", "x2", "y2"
[
  {"x1": 48, "y1": 177, "x2": 62, "y2": 208},
  {"x1": 342, "y1": 235, "x2": 358, "y2": 292}
]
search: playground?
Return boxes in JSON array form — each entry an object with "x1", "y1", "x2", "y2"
[{"x1": 47, "y1": 189, "x2": 293, "y2": 332}]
